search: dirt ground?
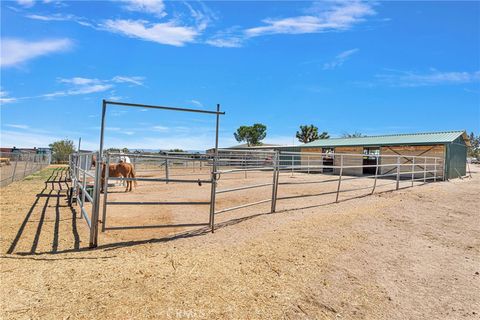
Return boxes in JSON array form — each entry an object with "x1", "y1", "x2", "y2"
[{"x1": 1, "y1": 164, "x2": 479, "y2": 319}]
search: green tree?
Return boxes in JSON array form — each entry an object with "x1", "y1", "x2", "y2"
[
  {"x1": 468, "y1": 132, "x2": 480, "y2": 158},
  {"x1": 342, "y1": 132, "x2": 365, "y2": 138},
  {"x1": 168, "y1": 149, "x2": 185, "y2": 153},
  {"x1": 296, "y1": 125, "x2": 329, "y2": 143},
  {"x1": 234, "y1": 123, "x2": 267, "y2": 146},
  {"x1": 49, "y1": 139, "x2": 75, "y2": 163}
]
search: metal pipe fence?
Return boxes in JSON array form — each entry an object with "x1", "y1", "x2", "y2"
[
  {"x1": 212, "y1": 150, "x2": 444, "y2": 216},
  {"x1": 69, "y1": 148, "x2": 444, "y2": 248},
  {"x1": 68, "y1": 152, "x2": 99, "y2": 243},
  {"x1": 0, "y1": 152, "x2": 51, "y2": 187}
]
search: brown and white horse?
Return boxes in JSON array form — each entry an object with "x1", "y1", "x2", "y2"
[
  {"x1": 92, "y1": 155, "x2": 137, "y2": 192},
  {"x1": 101, "y1": 162, "x2": 137, "y2": 192}
]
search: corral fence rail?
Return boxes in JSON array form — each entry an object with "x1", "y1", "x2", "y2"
[
  {"x1": 213, "y1": 149, "x2": 444, "y2": 216},
  {"x1": 68, "y1": 152, "x2": 100, "y2": 247},
  {"x1": 0, "y1": 151, "x2": 51, "y2": 187},
  {"x1": 69, "y1": 148, "x2": 446, "y2": 248}
]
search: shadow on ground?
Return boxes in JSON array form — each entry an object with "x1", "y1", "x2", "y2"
[{"x1": 6, "y1": 168, "x2": 81, "y2": 255}]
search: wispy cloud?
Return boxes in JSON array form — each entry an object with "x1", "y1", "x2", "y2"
[
  {"x1": 244, "y1": 1, "x2": 375, "y2": 37},
  {"x1": 0, "y1": 90, "x2": 18, "y2": 104},
  {"x1": 43, "y1": 84, "x2": 113, "y2": 98},
  {"x1": 112, "y1": 76, "x2": 145, "y2": 86},
  {"x1": 0, "y1": 38, "x2": 73, "y2": 67},
  {"x1": 2, "y1": 75, "x2": 145, "y2": 104},
  {"x1": 208, "y1": 1, "x2": 375, "y2": 48},
  {"x1": 151, "y1": 125, "x2": 169, "y2": 132},
  {"x1": 189, "y1": 99, "x2": 203, "y2": 107},
  {"x1": 16, "y1": 0, "x2": 35, "y2": 8},
  {"x1": 122, "y1": 0, "x2": 166, "y2": 18},
  {"x1": 323, "y1": 48, "x2": 359, "y2": 70},
  {"x1": 375, "y1": 69, "x2": 480, "y2": 87},
  {"x1": 4, "y1": 124, "x2": 30, "y2": 129},
  {"x1": 59, "y1": 77, "x2": 100, "y2": 85},
  {"x1": 101, "y1": 19, "x2": 199, "y2": 47},
  {"x1": 26, "y1": 13, "x2": 95, "y2": 27}
]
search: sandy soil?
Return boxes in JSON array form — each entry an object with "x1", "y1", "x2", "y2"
[{"x1": 1, "y1": 164, "x2": 479, "y2": 319}]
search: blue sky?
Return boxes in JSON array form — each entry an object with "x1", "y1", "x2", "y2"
[{"x1": 1, "y1": 0, "x2": 479, "y2": 150}]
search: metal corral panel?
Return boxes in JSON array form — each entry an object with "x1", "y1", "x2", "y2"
[
  {"x1": 301, "y1": 131, "x2": 469, "y2": 148},
  {"x1": 277, "y1": 146, "x2": 302, "y2": 166},
  {"x1": 380, "y1": 145, "x2": 445, "y2": 179},
  {"x1": 445, "y1": 136, "x2": 468, "y2": 179},
  {"x1": 333, "y1": 146, "x2": 363, "y2": 175}
]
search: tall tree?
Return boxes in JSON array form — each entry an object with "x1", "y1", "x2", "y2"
[
  {"x1": 234, "y1": 123, "x2": 267, "y2": 146},
  {"x1": 49, "y1": 139, "x2": 75, "y2": 163},
  {"x1": 468, "y1": 132, "x2": 480, "y2": 158},
  {"x1": 342, "y1": 132, "x2": 365, "y2": 138},
  {"x1": 296, "y1": 125, "x2": 329, "y2": 143}
]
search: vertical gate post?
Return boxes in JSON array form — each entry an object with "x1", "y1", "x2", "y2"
[
  {"x1": 101, "y1": 154, "x2": 110, "y2": 232},
  {"x1": 23, "y1": 153, "x2": 29, "y2": 178},
  {"x1": 411, "y1": 157, "x2": 415, "y2": 187},
  {"x1": 80, "y1": 155, "x2": 87, "y2": 218},
  {"x1": 335, "y1": 154, "x2": 344, "y2": 203},
  {"x1": 75, "y1": 138, "x2": 82, "y2": 204},
  {"x1": 165, "y1": 159, "x2": 169, "y2": 184},
  {"x1": 90, "y1": 100, "x2": 107, "y2": 248},
  {"x1": 11, "y1": 154, "x2": 18, "y2": 183},
  {"x1": 270, "y1": 151, "x2": 279, "y2": 213},
  {"x1": 433, "y1": 158, "x2": 437, "y2": 182},
  {"x1": 209, "y1": 104, "x2": 220, "y2": 233},
  {"x1": 291, "y1": 155, "x2": 294, "y2": 177},
  {"x1": 371, "y1": 154, "x2": 379, "y2": 194},
  {"x1": 396, "y1": 156, "x2": 400, "y2": 190},
  {"x1": 423, "y1": 157, "x2": 427, "y2": 184}
]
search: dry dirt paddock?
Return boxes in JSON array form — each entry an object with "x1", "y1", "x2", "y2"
[{"x1": 1, "y1": 164, "x2": 479, "y2": 319}]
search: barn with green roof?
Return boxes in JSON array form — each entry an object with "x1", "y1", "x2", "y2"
[{"x1": 285, "y1": 130, "x2": 470, "y2": 180}]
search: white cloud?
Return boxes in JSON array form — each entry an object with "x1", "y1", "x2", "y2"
[
  {"x1": 151, "y1": 125, "x2": 169, "y2": 132},
  {"x1": 189, "y1": 99, "x2": 203, "y2": 107},
  {"x1": 5, "y1": 124, "x2": 29, "y2": 129},
  {"x1": 376, "y1": 70, "x2": 480, "y2": 87},
  {"x1": 245, "y1": 1, "x2": 375, "y2": 37},
  {"x1": 323, "y1": 48, "x2": 359, "y2": 70},
  {"x1": 123, "y1": 0, "x2": 166, "y2": 18},
  {"x1": 39, "y1": 75, "x2": 144, "y2": 99},
  {"x1": 0, "y1": 90, "x2": 18, "y2": 104},
  {"x1": 59, "y1": 77, "x2": 100, "y2": 85},
  {"x1": 102, "y1": 19, "x2": 199, "y2": 46},
  {"x1": 206, "y1": 37, "x2": 243, "y2": 48},
  {"x1": 0, "y1": 38, "x2": 73, "y2": 67},
  {"x1": 43, "y1": 84, "x2": 113, "y2": 98},
  {"x1": 26, "y1": 13, "x2": 95, "y2": 27},
  {"x1": 16, "y1": 0, "x2": 35, "y2": 8},
  {"x1": 112, "y1": 76, "x2": 145, "y2": 86}
]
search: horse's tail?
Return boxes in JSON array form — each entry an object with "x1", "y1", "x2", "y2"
[{"x1": 130, "y1": 164, "x2": 137, "y2": 187}]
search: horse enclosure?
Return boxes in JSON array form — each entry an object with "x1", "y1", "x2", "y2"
[{"x1": 67, "y1": 99, "x2": 446, "y2": 248}]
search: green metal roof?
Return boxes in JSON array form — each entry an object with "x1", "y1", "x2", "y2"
[{"x1": 300, "y1": 130, "x2": 469, "y2": 148}]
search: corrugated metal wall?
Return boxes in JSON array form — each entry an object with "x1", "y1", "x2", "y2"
[{"x1": 446, "y1": 136, "x2": 467, "y2": 179}]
